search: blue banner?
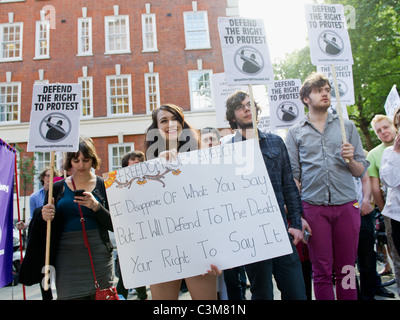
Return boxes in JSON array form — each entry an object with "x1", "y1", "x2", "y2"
[{"x1": 0, "y1": 140, "x2": 15, "y2": 288}]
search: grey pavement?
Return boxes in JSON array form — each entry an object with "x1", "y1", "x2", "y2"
[{"x1": 1, "y1": 273, "x2": 398, "y2": 300}]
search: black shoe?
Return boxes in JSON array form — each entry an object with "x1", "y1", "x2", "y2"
[{"x1": 375, "y1": 286, "x2": 395, "y2": 298}]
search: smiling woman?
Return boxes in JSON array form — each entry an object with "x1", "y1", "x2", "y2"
[
  {"x1": 142, "y1": 105, "x2": 222, "y2": 300},
  {"x1": 144, "y1": 104, "x2": 199, "y2": 160}
]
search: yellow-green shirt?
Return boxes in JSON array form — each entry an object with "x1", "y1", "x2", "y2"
[{"x1": 366, "y1": 143, "x2": 387, "y2": 178}]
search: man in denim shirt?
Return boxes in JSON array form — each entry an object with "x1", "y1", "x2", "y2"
[
  {"x1": 286, "y1": 72, "x2": 369, "y2": 300},
  {"x1": 223, "y1": 91, "x2": 307, "y2": 300}
]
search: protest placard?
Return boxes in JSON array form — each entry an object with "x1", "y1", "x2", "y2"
[
  {"x1": 104, "y1": 140, "x2": 292, "y2": 288},
  {"x1": 218, "y1": 17, "x2": 274, "y2": 85},
  {"x1": 27, "y1": 83, "x2": 81, "y2": 152},
  {"x1": 317, "y1": 65, "x2": 355, "y2": 105},
  {"x1": 27, "y1": 83, "x2": 81, "y2": 290},
  {"x1": 384, "y1": 85, "x2": 400, "y2": 117},
  {"x1": 305, "y1": 4, "x2": 353, "y2": 66},
  {"x1": 268, "y1": 79, "x2": 305, "y2": 130}
]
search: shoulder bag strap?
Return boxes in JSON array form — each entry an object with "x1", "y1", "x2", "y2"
[{"x1": 71, "y1": 177, "x2": 99, "y2": 288}]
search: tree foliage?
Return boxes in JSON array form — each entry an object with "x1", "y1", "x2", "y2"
[{"x1": 274, "y1": 0, "x2": 400, "y2": 150}]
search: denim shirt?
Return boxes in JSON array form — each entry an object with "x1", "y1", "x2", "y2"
[
  {"x1": 286, "y1": 113, "x2": 369, "y2": 206},
  {"x1": 225, "y1": 130, "x2": 303, "y2": 231},
  {"x1": 29, "y1": 187, "x2": 45, "y2": 218}
]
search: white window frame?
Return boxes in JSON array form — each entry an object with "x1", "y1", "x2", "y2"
[
  {"x1": 0, "y1": 81, "x2": 21, "y2": 124},
  {"x1": 188, "y1": 70, "x2": 214, "y2": 111},
  {"x1": 33, "y1": 152, "x2": 51, "y2": 192},
  {"x1": 78, "y1": 76, "x2": 93, "y2": 119},
  {"x1": 0, "y1": 22, "x2": 23, "y2": 62},
  {"x1": 34, "y1": 20, "x2": 50, "y2": 59},
  {"x1": 77, "y1": 17, "x2": 93, "y2": 56},
  {"x1": 104, "y1": 15, "x2": 131, "y2": 55},
  {"x1": 108, "y1": 142, "x2": 134, "y2": 171},
  {"x1": 32, "y1": 152, "x2": 63, "y2": 192},
  {"x1": 144, "y1": 72, "x2": 160, "y2": 114},
  {"x1": 141, "y1": 13, "x2": 157, "y2": 52},
  {"x1": 106, "y1": 74, "x2": 132, "y2": 117},
  {"x1": 183, "y1": 11, "x2": 211, "y2": 50}
]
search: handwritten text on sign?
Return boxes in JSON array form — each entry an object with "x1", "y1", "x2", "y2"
[{"x1": 104, "y1": 140, "x2": 292, "y2": 288}]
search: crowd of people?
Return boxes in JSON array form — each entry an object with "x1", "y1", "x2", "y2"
[{"x1": 17, "y1": 72, "x2": 400, "y2": 300}]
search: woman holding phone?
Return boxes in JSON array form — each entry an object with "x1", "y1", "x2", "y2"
[
  {"x1": 144, "y1": 104, "x2": 221, "y2": 299},
  {"x1": 25, "y1": 137, "x2": 114, "y2": 300}
]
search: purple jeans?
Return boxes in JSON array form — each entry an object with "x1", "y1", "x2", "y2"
[{"x1": 302, "y1": 201, "x2": 360, "y2": 300}]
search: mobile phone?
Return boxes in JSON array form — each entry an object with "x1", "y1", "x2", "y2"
[
  {"x1": 304, "y1": 229, "x2": 311, "y2": 242},
  {"x1": 74, "y1": 189, "x2": 85, "y2": 197}
]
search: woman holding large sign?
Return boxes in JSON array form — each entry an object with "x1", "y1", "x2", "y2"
[{"x1": 144, "y1": 104, "x2": 221, "y2": 299}]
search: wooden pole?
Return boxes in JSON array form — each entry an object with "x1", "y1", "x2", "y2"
[
  {"x1": 330, "y1": 64, "x2": 349, "y2": 163},
  {"x1": 248, "y1": 84, "x2": 259, "y2": 141},
  {"x1": 43, "y1": 151, "x2": 55, "y2": 291}
]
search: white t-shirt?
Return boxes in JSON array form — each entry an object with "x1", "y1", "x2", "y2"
[{"x1": 380, "y1": 146, "x2": 400, "y2": 222}]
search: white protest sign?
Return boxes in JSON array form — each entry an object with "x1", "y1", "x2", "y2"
[
  {"x1": 268, "y1": 79, "x2": 305, "y2": 130},
  {"x1": 317, "y1": 65, "x2": 355, "y2": 105},
  {"x1": 305, "y1": 4, "x2": 353, "y2": 65},
  {"x1": 384, "y1": 85, "x2": 400, "y2": 117},
  {"x1": 218, "y1": 17, "x2": 274, "y2": 85},
  {"x1": 27, "y1": 83, "x2": 81, "y2": 152},
  {"x1": 213, "y1": 73, "x2": 247, "y2": 128},
  {"x1": 257, "y1": 116, "x2": 271, "y2": 133},
  {"x1": 104, "y1": 140, "x2": 292, "y2": 288}
]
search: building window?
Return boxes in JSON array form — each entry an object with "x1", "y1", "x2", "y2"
[
  {"x1": 78, "y1": 76, "x2": 93, "y2": 118},
  {"x1": 108, "y1": 143, "x2": 134, "y2": 171},
  {"x1": 144, "y1": 73, "x2": 160, "y2": 114},
  {"x1": 141, "y1": 13, "x2": 157, "y2": 52},
  {"x1": 104, "y1": 15, "x2": 130, "y2": 54},
  {"x1": 106, "y1": 75, "x2": 132, "y2": 116},
  {"x1": 35, "y1": 20, "x2": 50, "y2": 59},
  {"x1": 33, "y1": 152, "x2": 51, "y2": 192},
  {"x1": 77, "y1": 17, "x2": 92, "y2": 56},
  {"x1": 0, "y1": 82, "x2": 20, "y2": 123},
  {"x1": 0, "y1": 23, "x2": 23, "y2": 62},
  {"x1": 188, "y1": 70, "x2": 213, "y2": 111},
  {"x1": 183, "y1": 11, "x2": 210, "y2": 50}
]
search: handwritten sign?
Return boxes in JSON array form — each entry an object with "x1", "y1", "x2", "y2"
[
  {"x1": 27, "y1": 83, "x2": 81, "y2": 152},
  {"x1": 218, "y1": 17, "x2": 274, "y2": 85},
  {"x1": 104, "y1": 140, "x2": 292, "y2": 288},
  {"x1": 305, "y1": 4, "x2": 353, "y2": 65}
]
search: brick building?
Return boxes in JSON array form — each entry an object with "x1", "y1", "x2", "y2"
[{"x1": 0, "y1": 0, "x2": 240, "y2": 213}]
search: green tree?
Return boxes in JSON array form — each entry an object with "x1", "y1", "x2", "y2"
[{"x1": 274, "y1": 47, "x2": 314, "y2": 83}]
